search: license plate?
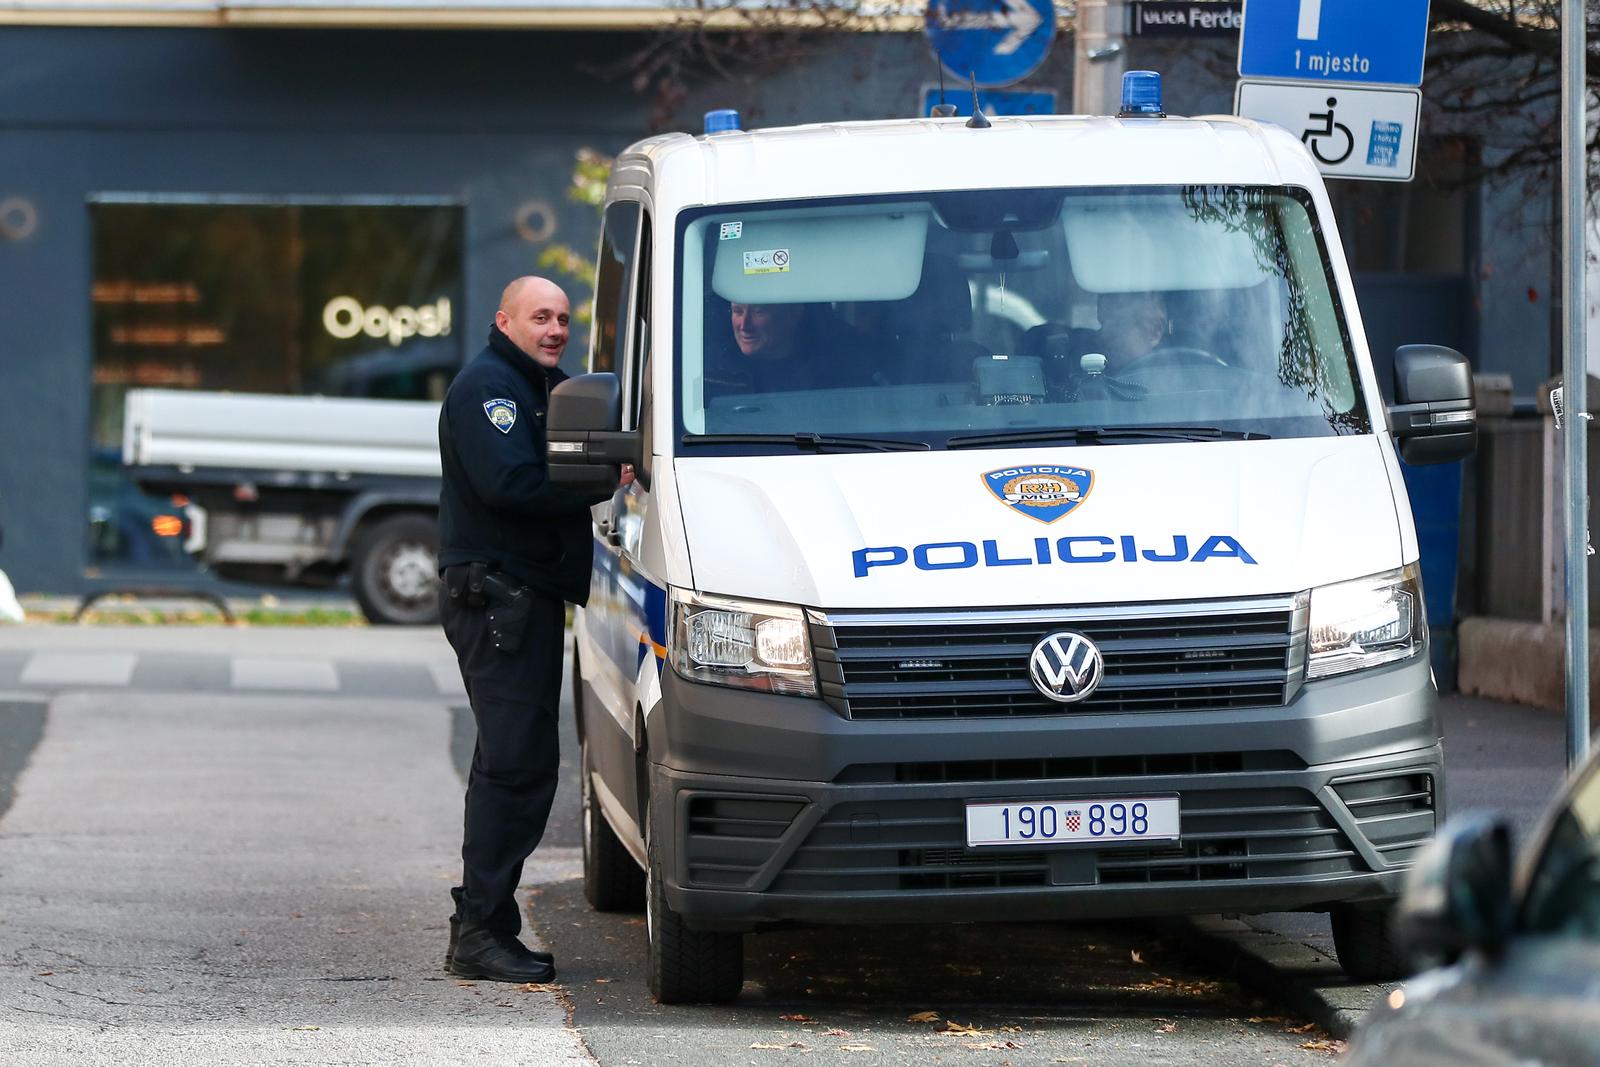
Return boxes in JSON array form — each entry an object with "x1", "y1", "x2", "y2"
[{"x1": 965, "y1": 796, "x2": 1180, "y2": 848}]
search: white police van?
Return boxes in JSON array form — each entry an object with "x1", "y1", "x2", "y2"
[{"x1": 547, "y1": 74, "x2": 1477, "y2": 1004}]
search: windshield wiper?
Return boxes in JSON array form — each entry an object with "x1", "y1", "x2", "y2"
[
  {"x1": 945, "y1": 425, "x2": 1271, "y2": 449},
  {"x1": 682, "y1": 432, "x2": 931, "y2": 453}
]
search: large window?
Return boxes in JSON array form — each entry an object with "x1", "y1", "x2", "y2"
[
  {"x1": 88, "y1": 199, "x2": 463, "y2": 569},
  {"x1": 676, "y1": 185, "x2": 1367, "y2": 452}
]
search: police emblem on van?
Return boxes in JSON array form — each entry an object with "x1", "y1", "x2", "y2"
[
  {"x1": 983, "y1": 465, "x2": 1093, "y2": 523},
  {"x1": 1029, "y1": 631, "x2": 1104, "y2": 703},
  {"x1": 483, "y1": 398, "x2": 517, "y2": 434}
]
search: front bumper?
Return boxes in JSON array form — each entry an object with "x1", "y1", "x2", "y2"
[{"x1": 649, "y1": 654, "x2": 1441, "y2": 929}]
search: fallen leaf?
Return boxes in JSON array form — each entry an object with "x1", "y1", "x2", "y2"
[
  {"x1": 286, "y1": 1026, "x2": 321, "y2": 1031},
  {"x1": 1130, "y1": 949, "x2": 1145, "y2": 964},
  {"x1": 1285, "y1": 1022, "x2": 1317, "y2": 1034},
  {"x1": 1248, "y1": 1016, "x2": 1290, "y2": 1024},
  {"x1": 1155, "y1": 1020, "x2": 1178, "y2": 1034},
  {"x1": 966, "y1": 1040, "x2": 1023, "y2": 1051},
  {"x1": 455, "y1": 980, "x2": 477, "y2": 988},
  {"x1": 517, "y1": 982, "x2": 559, "y2": 993},
  {"x1": 36, "y1": 971, "x2": 52, "y2": 977},
  {"x1": 907, "y1": 1010, "x2": 941, "y2": 1024},
  {"x1": 594, "y1": 978, "x2": 611, "y2": 984},
  {"x1": 840, "y1": 1046, "x2": 876, "y2": 1053},
  {"x1": 943, "y1": 1019, "x2": 983, "y2": 1034},
  {"x1": 781, "y1": 1013, "x2": 814, "y2": 1022},
  {"x1": 824, "y1": 1028, "x2": 849, "y2": 1037},
  {"x1": 1301, "y1": 1039, "x2": 1346, "y2": 1053},
  {"x1": 751, "y1": 1043, "x2": 787, "y2": 1050}
]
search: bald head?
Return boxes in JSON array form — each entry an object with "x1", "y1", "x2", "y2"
[{"x1": 495, "y1": 275, "x2": 571, "y2": 369}]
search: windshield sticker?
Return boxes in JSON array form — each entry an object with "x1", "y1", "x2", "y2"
[
  {"x1": 743, "y1": 248, "x2": 790, "y2": 275},
  {"x1": 983, "y1": 465, "x2": 1093, "y2": 523},
  {"x1": 483, "y1": 398, "x2": 518, "y2": 434},
  {"x1": 719, "y1": 221, "x2": 743, "y2": 241}
]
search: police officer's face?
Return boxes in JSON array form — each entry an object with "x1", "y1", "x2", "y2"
[
  {"x1": 497, "y1": 280, "x2": 571, "y2": 369},
  {"x1": 730, "y1": 303, "x2": 802, "y2": 359}
]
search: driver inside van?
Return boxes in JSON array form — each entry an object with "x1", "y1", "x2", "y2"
[{"x1": 1086, "y1": 290, "x2": 1170, "y2": 374}]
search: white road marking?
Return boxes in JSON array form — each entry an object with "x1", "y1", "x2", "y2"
[
  {"x1": 231, "y1": 657, "x2": 340, "y2": 691},
  {"x1": 19, "y1": 652, "x2": 136, "y2": 687},
  {"x1": 429, "y1": 662, "x2": 466, "y2": 696}
]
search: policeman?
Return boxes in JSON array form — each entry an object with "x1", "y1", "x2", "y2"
[{"x1": 437, "y1": 275, "x2": 599, "y2": 983}]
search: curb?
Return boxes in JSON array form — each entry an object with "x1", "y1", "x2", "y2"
[{"x1": 1178, "y1": 916, "x2": 1396, "y2": 1039}]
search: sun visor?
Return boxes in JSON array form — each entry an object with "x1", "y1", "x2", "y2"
[
  {"x1": 711, "y1": 205, "x2": 930, "y2": 304},
  {"x1": 1063, "y1": 194, "x2": 1272, "y2": 292}
]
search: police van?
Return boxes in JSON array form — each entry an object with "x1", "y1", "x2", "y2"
[{"x1": 547, "y1": 74, "x2": 1477, "y2": 1004}]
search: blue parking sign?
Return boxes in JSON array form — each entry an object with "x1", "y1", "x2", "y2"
[
  {"x1": 925, "y1": 0, "x2": 1057, "y2": 88},
  {"x1": 1238, "y1": 0, "x2": 1431, "y2": 88}
]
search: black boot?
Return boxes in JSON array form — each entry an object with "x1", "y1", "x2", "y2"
[
  {"x1": 448, "y1": 920, "x2": 557, "y2": 983},
  {"x1": 448, "y1": 915, "x2": 553, "y2": 970}
]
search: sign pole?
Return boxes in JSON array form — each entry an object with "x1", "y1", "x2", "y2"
[
  {"x1": 1562, "y1": 0, "x2": 1591, "y2": 769},
  {"x1": 1073, "y1": 0, "x2": 1126, "y2": 114}
]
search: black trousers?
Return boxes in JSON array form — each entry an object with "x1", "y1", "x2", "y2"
[{"x1": 440, "y1": 578, "x2": 565, "y2": 936}]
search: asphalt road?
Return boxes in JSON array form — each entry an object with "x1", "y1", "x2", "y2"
[{"x1": 0, "y1": 624, "x2": 1582, "y2": 1065}]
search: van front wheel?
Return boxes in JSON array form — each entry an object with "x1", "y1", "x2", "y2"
[
  {"x1": 646, "y1": 805, "x2": 743, "y2": 1004},
  {"x1": 582, "y1": 737, "x2": 645, "y2": 912}
]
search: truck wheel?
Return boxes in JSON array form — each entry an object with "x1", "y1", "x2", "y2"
[
  {"x1": 646, "y1": 802, "x2": 743, "y2": 1004},
  {"x1": 582, "y1": 736, "x2": 646, "y2": 912},
  {"x1": 1331, "y1": 902, "x2": 1410, "y2": 981},
  {"x1": 351, "y1": 514, "x2": 440, "y2": 626}
]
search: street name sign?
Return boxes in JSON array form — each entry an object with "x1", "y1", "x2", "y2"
[
  {"x1": 1235, "y1": 79, "x2": 1421, "y2": 181},
  {"x1": 924, "y1": 0, "x2": 1057, "y2": 88},
  {"x1": 1237, "y1": 0, "x2": 1431, "y2": 87},
  {"x1": 922, "y1": 85, "x2": 1057, "y2": 117},
  {"x1": 1129, "y1": 1, "x2": 1241, "y2": 38}
]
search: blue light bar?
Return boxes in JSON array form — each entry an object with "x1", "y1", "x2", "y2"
[
  {"x1": 1119, "y1": 71, "x2": 1164, "y2": 117},
  {"x1": 703, "y1": 109, "x2": 742, "y2": 135}
]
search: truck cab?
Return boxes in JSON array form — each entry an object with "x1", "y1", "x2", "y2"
[{"x1": 549, "y1": 81, "x2": 1477, "y2": 1003}]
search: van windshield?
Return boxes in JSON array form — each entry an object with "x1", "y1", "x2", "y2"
[{"x1": 675, "y1": 185, "x2": 1368, "y2": 450}]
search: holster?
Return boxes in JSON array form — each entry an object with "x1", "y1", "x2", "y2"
[{"x1": 480, "y1": 570, "x2": 533, "y2": 655}]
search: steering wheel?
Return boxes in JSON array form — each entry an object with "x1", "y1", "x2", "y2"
[{"x1": 1126, "y1": 345, "x2": 1229, "y2": 371}]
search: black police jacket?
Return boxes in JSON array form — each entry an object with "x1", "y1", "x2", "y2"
[{"x1": 437, "y1": 326, "x2": 596, "y2": 605}]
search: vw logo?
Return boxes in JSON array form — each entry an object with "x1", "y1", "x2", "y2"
[{"x1": 1028, "y1": 631, "x2": 1104, "y2": 703}]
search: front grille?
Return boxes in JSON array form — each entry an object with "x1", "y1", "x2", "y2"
[
  {"x1": 1332, "y1": 771, "x2": 1436, "y2": 865},
  {"x1": 814, "y1": 599, "x2": 1306, "y2": 719},
  {"x1": 769, "y1": 784, "x2": 1357, "y2": 895},
  {"x1": 834, "y1": 750, "x2": 1305, "y2": 784}
]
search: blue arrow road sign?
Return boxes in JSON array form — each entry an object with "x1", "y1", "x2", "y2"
[
  {"x1": 1238, "y1": 0, "x2": 1431, "y2": 87},
  {"x1": 925, "y1": 0, "x2": 1056, "y2": 89}
]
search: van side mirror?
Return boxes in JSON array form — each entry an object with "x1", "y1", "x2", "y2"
[
  {"x1": 1394, "y1": 813, "x2": 1514, "y2": 963},
  {"x1": 547, "y1": 373, "x2": 641, "y2": 493},
  {"x1": 1388, "y1": 345, "x2": 1477, "y2": 465}
]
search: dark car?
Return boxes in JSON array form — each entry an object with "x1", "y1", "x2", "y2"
[{"x1": 1346, "y1": 746, "x2": 1600, "y2": 1065}]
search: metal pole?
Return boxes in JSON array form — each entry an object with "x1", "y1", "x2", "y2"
[
  {"x1": 1072, "y1": 0, "x2": 1127, "y2": 115},
  {"x1": 1562, "y1": 0, "x2": 1591, "y2": 769}
]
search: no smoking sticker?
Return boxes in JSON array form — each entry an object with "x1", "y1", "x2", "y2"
[{"x1": 743, "y1": 248, "x2": 790, "y2": 275}]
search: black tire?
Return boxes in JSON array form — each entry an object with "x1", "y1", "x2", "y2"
[
  {"x1": 582, "y1": 736, "x2": 646, "y2": 912},
  {"x1": 350, "y1": 513, "x2": 440, "y2": 626},
  {"x1": 1331, "y1": 902, "x2": 1410, "y2": 982},
  {"x1": 646, "y1": 802, "x2": 743, "y2": 1004}
]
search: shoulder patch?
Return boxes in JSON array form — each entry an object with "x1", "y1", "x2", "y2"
[{"x1": 483, "y1": 398, "x2": 517, "y2": 434}]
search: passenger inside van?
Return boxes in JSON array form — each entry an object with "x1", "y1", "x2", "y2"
[{"x1": 702, "y1": 299, "x2": 883, "y2": 398}]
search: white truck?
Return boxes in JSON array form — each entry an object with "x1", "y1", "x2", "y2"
[{"x1": 123, "y1": 388, "x2": 443, "y2": 624}]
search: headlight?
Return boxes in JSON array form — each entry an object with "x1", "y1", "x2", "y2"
[
  {"x1": 669, "y1": 589, "x2": 816, "y2": 696},
  {"x1": 1306, "y1": 563, "x2": 1425, "y2": 680}
]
